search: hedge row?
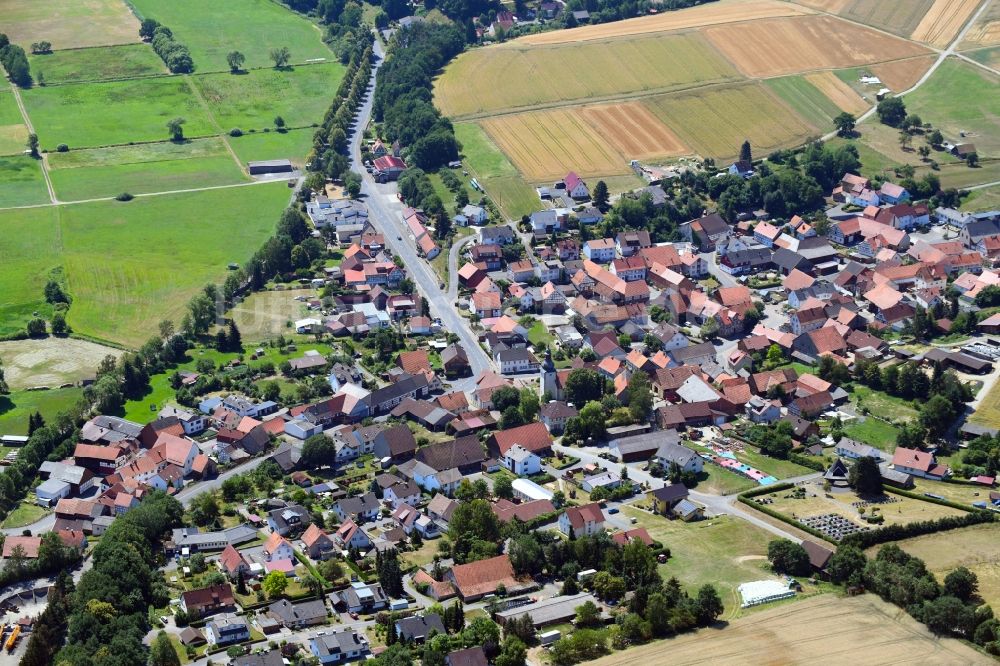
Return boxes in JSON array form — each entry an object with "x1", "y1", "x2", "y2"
[
  {"x1": 789, "y1": 453, "x2": 826, "y2": 472},
  {"x1": 840, "y1": 510, "x2": 995, "y2": 549},
  {"x1": 884, "y1": 486, "x2": 986, "y2": 513},
  {"x1": 740, "y1": 482, "x2": 795, "y2": 499}
]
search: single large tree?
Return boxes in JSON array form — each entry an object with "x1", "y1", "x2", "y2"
[
  {"x1": 226, "y1": 50, "x2": 245, "y2": 73},
  {"x1": 270, "y1": 46, "x2": 291, "y2": 68},
  {"x1": 166, "y1": 117, "x2": 185, "y2": 142},
  {"x1": 591, "y1": 180, "x2": 609, "y2": 211},
  {"x1": 739, "y1": 140, "x2": 752, "y2": 164},
  {"x1": 833, "y1": 112, "x2": 856, "y2": 136},
  {"x1": 849, "y1": 456, "x2": 883, "y2": 497},
  {"x1": 767, "y1": 538, "x2": 811, "y2": 576}
]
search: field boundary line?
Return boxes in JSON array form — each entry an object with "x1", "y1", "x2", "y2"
[
  {"x1": 5, "y1": 79, "x2": 57, "y2": 204},
  {"x1": 0, "y1": 178, "x2": 280, "y2": 212},
  {"x1": 182, "y1": 76, "x2": 248, "y2": 177}
]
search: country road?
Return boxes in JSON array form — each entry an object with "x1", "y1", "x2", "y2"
[
  {"x1": 821, "y1": 0, "x2": 997, "y2": 142},
  {"x1": 347, "y1": 36, "x2": 494, "y2": 384}
]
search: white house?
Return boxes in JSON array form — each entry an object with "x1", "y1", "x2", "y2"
[
  {"x1": 333, "y1": 519, "x2": 373, "y2": 551},
  {"x1": 564, "y1": 172, "x2": 590, "y2": 200},
  {"x1": 384, "y1": 481, "x2": 421, "y2": 509},
  {"x1": 583, "y1": 239, "x2": 616, "y2": 263},
  {"x1": 461, "y1": 205, "x2": 488, "y2": 225},
  {"x1": 501, "y1": 444, "x2": 542, "y2": 477},
  {"x1": 263, "y1": 532, "x2": 295, "y2": 562},
  {"x1": 559, "y1": 503, "x2": 605, "y2": 537},
  {"x1": 205, "y1": 615, "x2": 250, "y2": 646}
]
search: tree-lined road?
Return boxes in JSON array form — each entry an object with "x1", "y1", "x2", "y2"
[{"x1": 348, "y1": 37, "x2": 494, "y2": 387}]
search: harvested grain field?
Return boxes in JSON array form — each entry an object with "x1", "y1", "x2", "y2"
[
  {"x1": 2, "y1": 0, "x2": 141, "y2": 50},
  {"x1": 791, "y1": 0, "x2": 850, "y2": 11},
  {"x1": 0, "y1": 338, "x2": 123, "y2": 390},
  {"x1": 645, "y1": 83, "x2": 818, "y2": 161},
  {"x1": 579, "y1": 103, "x2": 690, "y2": 161},
  {"x1": 870, "y1": 523, "x2": 1000, "y2": 611},
  {"x1": 435, "y1": 32, "x2": 738, "y2": 119},
  {"x1": 912, "y1": 0, "x2": 983, "y2": 47},
  {"x1": 870, "y1": 55, "x2": 938, "y2": 92},
  {"x1": 961, "y1": 1, "x2": 1000, "y2": 47},
  {"x1": 704, "y1": 15, "x2": 931, "y2": 78},
  {"x1": 517, "y1": 0, "x2": 813, "y2": 45},
  {"x1": 584, "y1": 594, "x2": 992, "y2": 666},
  {"x1": 804, "y1": 71, "x2": 870, "y2": 114},
  {"x1": 481, "y1": 109, "x2": 633, "y2": 181},
  {"x1": 840, "y1": 0, "x2": 934, "y2": 37}
]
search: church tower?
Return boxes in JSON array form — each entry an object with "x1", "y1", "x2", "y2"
[{"x1": 540, "y1": 349, "x2": 557, "y2": 399}]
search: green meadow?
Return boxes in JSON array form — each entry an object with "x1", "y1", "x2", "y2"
[
  {"x1": 0, "y1": 183, "x2": 289, "y2": 346},
  {"x1": 0, "y1": 206, "x2": 61, "y2": 336},
  {"x1": 22, "y1": 77, "x2": 216, "y2": 150},
  {"x1": 454, "y1": 122, "x2": 538, "y2": 219},
  {"x1": 0, "y1": 387, "x2": 84, "y2": 436},
  {"x1": 0, "y1": 92, "x2": 29, "y2": 157},
  {"x1": 0, "y1": 157, "x2": 50, "y2": 207},
  {"x1": 192, "y1": 63, "x2": 346, "y2": 131},
  {"x1": 905, "y1": 58, "x2": 1000, "y2": 157},
  {"x1": 47, "y1": 138, "x2": 248, "y2": 201},
  {"x1": 128, "y1": 0, "x2": 333, "y2": 71},
  {"x1": 58, "y1": 183, "x2": 290, "y2": 346},
  {"x1": 28, "y1": 44, "x2": 166, "y2": 85},
  {"x1": 229, "y1": 127, "x2": 316, "y2": 168}
]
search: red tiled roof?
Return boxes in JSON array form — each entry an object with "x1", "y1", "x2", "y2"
[{"x1": 449, "y1": 554, "x2": 519, "y2": 599}]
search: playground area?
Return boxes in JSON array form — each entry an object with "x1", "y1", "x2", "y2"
[{"x1": 700, "y1": 438, "x2": 780, "y2": 485}]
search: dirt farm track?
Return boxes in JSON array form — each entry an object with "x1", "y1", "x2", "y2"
[{"x1": 583, "y1": 594, "x2": 993, "y2": 666}]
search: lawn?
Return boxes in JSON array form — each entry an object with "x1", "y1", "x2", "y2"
[
  {"x1": 0, "y1": 156, "x2": 50, "y2": 207},
  {"x1": 0, "y1": 387, "x2": 83, "y2": 435},
  {"x1": 905, "y1": 58, "x2": 1000, "y2": 158},
  {"x1": 56, "y1": 182, "x2": 291, "y2": 346},
  {"x1": 0, "y1": 206, "x2": 61, "y2": 336},
  {"x1": 47, "y1": 138, "x2": 248, "y2": 201},
  {"x1": 696, "y1": 465, "x2": 757, "y2": 495},
  {"x1": 192, "y1": 63, "x2": 346, "y2": 132},
  {"x1": 229, "y1": 128, "x2": 316, "y2": 169},
  {"x1": 401, "y1": 538, "x2": 442, "y2": 569},
  {"x1": 128, "y1": 0, "x2": 333, "y2": 71},
  {"x1": 1, "y1": 500, "x2": 50, "y2": 528},
  {"x1": 963, "y1": 184, "x2": 1000, "y2": 212},
  {"x1": 22, "y1": 76, "x2": 217, "y2": 150},
  {"x1": 909, "y1": 478, "x2": 994, "y2": 508},
  {"x1": 527, "y1": 319, "x2": 554, "y2": 348},
  {"x1": 229, "y1": 288, "x2": 315, "y2": 342},
  {"x1": 454, "y1": 122, "x2": 537, "y2": 220},
  {"x1": 622, "y1": 506, "x2": 777, "y2": 618},
  {"x1": 842, "y1": 415, "x2": 900, "y2": 452},
  {"x1": 971, "y1": 371, "x2": 1000, "y2": 429},
  {"x1": 850, "y1": 385, "x2": 920, "y2": 424},
  {"x1": 28, "y1": 44, "x2": 166, "y2": 84},
  {"x1": 869, "y1": 522, "x2": 1000, "y2": 610},
  {"x1": 0, "y1": 0, "x2": 141, "y2": 50},
  {"x1": 0, "y1": 92, "x2": 29, "y2": 157}
]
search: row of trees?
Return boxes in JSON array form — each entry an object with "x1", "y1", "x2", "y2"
[
  {"x1": 140, "y1": 20, "x2": 194, "y2": 73},
  {"x1": 374, "y1": 23, "x2": 465, "y2": 170},
  {"x1": 0, "y1": 34, "x2": 31, "y2": 87},
  {"x1": 828, "y1": 542, "x2": 1000, "y2": 651},
  {"x1": 306, "y1": 37, "x2": 373, "y2": 184}
]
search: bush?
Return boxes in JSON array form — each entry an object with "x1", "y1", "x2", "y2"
[
  {"x1": 116, "y1": 192, "x2": 134, "y2": 201},
  {"x1": 56, "y1": 143, "x2": 69, "y2": 152},
  {"x1": 229, "y1": 128, "x2": 243, "y2": 137}
]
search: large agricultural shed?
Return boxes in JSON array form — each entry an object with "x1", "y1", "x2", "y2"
[{"x1": 495, "y1": 593, "x2": 603, "y2": 628}]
